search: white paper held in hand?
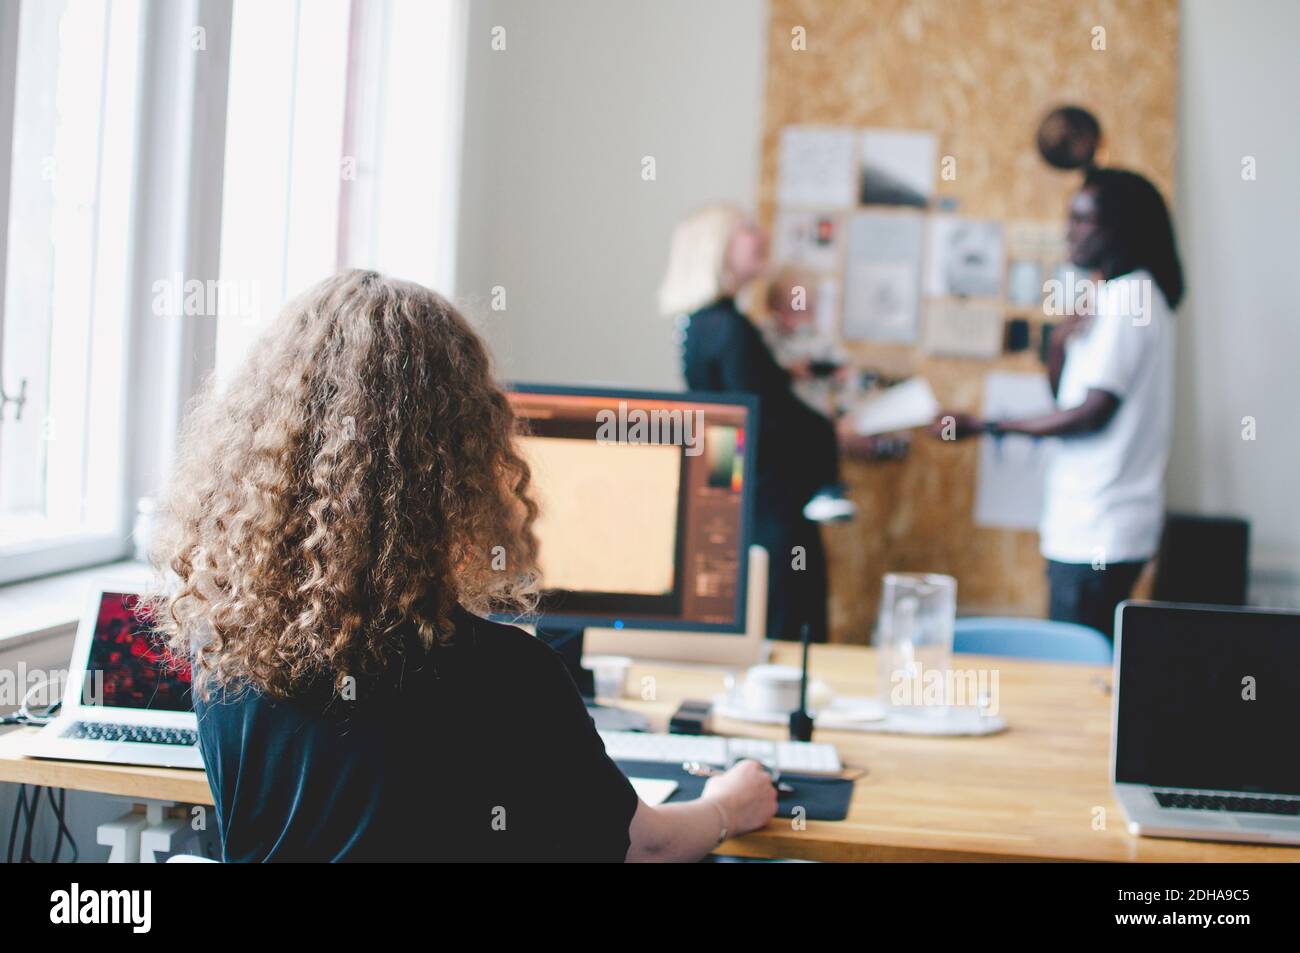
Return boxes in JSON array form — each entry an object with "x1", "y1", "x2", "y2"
[{"x1": 851, "y1": 377, "x2": 940, "y2": 436}]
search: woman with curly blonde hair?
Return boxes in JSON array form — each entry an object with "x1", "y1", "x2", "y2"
[{"x1": 147, "y1": 270, "x2": 775, "y2": 862}]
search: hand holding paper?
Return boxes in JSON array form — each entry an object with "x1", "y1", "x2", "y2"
[{"x1": 851, "y1": 377, "x2": 940, "y2": 436}]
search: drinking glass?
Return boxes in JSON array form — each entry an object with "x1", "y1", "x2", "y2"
[{"x1": 876, "y1": 573, "x2": 957, "y2": 716}]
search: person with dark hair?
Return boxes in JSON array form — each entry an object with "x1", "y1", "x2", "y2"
[{"x1": 930, "y1": 168, "x2": 1184, "y2": 639}]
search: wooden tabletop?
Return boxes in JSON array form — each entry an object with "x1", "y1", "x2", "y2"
[
  {"x1": 0, "y1": 727, "x2": 213, "y2": 805},
  {"x1": 3, "y1": 643, "x2": 1298, "y2": 861}
]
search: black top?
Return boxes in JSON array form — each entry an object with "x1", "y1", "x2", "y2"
[
  {"x1": 681, "y1": 298, "x2": 837, "y2": 519},
  {"x1": 193, "y1": 607, "x2": 639, "y2": 862}
]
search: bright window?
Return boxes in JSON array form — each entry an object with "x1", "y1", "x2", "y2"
[
  {"x1": 215, "y1": 0, "x2": 465, "y2": 381},
  {"x1": 0, "y1": 0, "x2": 141, "y2": 578},
  {"x1": 0, "y1": 0, "x2": 466, "y2": 582}
]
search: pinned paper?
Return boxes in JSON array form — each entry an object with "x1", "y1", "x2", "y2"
[
  {"x1": 922, "y1": 303, "x2": 1003, "y2": 358},
  {"x1": 842, "y1": 211, "x2": 924, "y2": 343},
  {"x1": 772, "y1": 209, "x2": 843, "y2": 273},
  {"x1": 973, "y1": 372, "x2": 1056, "y2": 530},
  {"x1": 925, "y1": 217, "x2": 1005, "y2": 299},
  {"x1": 777, "y1": 126, "x2": 857, "y2": 208},
  {"x1": 858, "y1": 128, "x2": 937, "y2": 207}
]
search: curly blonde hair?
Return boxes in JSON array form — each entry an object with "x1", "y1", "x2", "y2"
[{"x1": 144, "y1": 270, "x2": 539, "y2": 700}]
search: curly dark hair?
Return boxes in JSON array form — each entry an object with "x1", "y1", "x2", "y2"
[{"x1": 143, "y1": 270, "x2": 540, "y2": 699}]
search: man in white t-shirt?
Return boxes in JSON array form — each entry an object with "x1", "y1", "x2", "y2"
[{"x1": 931, "y1": 169, "x2": 1185, "y2": 639}]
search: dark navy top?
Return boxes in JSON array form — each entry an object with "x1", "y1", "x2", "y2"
[
  {"x1": 680, "y1": 297, "x2": 837, "y2": 518},
  {"x1": 194, "y1": 607, "x2": 638, "y2": 862}
]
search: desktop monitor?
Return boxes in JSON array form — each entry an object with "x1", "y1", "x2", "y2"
[
  {"x1": 506, "y1": 385, "x2": 757, "y2": 634},
  {"x1": 502, "y1": 386, "x2": 768, "y2": 675}
]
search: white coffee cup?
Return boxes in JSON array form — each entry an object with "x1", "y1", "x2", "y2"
[
  {"x1": 585, "y1": 655, "x2": 632, "y2": 700},
  {"x1": 741, "y1": 664, "x2": 804, "y2": 714}
]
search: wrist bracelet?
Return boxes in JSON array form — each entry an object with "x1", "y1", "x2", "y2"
[{"x1": 708, "y1": 799, "x2": 729, "y2": 846}]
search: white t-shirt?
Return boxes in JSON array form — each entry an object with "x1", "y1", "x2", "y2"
[{"x1": 1039, "y1": 270, "x2": 1175, "y2": 564}]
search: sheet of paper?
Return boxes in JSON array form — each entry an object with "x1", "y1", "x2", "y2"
[
  {"x1": 772, "y1": 208, "x2": 843, "y2": 273},
  {"x1": 842, "y1": 210, "x2": 924, "y2": 342},
  {"x1": 628, "y1": 777, "x2": 678, "y2": 806},
  {"x1": 858, "y1": 128, "x2": 937, "y2": 207},
  {"x1": 974, "y1": 372, "x2": 1057, "y2": 530},
  {"x1": 776, "y1": 126, "x2": 857, "y2": 208},
  {"x1": 1005, "y1": 219, "x2": 1068, "y2": 260},
  {"x1": 852, "y1": 377, "x2": 939, "y2": 436},
  {"x1": 925, "y1": 217, "x2": 1005, "y2": 299},
  {"x1": 922, "y1": 302, "x2": 1004, "y2": 358},
  {"x1": 1006, "y1": 259, "x2": 1044, "y2": 307}
]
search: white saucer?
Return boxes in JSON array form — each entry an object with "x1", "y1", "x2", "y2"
[{"x1": 713, "y1": 692, "x2": 887, "y2": 726}]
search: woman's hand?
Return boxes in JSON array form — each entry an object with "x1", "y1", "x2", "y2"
[
  {"x1": 787, "y1": 359, "x2": 813, "y2": 380},
  {"x1": 702, "y1": 759, "x2": 779, "y2": 835},
  {"x1": 835, "y1": 414, "x2": 879, "y2": 458},
  {"x1": 626, "y1": 758, "x2": 778, "y2": 861},
  {"x1": 928, "y1": 411, "x2": 985, "y2": 441}
]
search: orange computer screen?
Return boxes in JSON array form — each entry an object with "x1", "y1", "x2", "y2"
[{"x1": 509, "y1": 390, "x2": 750, "y2": 628}]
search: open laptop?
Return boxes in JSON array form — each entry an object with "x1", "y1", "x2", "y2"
[
  {"x1": 26, "y1": 586, "x2": 202, "y2": 770},
  {"x1": 1112, "y1": 600, "x2": 1300, "y2": 845}
]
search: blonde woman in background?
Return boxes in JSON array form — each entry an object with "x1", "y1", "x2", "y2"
[{"x1": 659, "y1": 206, "x2": 853, "y2": 644}]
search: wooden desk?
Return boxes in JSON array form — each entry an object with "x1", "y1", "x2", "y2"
[
  {"x1": 3, "y1": 644, "x2": 1298, "y2": 862},
  {"x1": 0, "y1": 727, "x2": 212, "y2": 805}
]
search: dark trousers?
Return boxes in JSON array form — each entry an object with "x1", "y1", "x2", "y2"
[
  {"x1": 1046, "y1": 559, "x2": 1147, "y2": 641},
  {"x1": 754, "y1": 515, "x2": 829, "y2": 643},
  {"x1": 806, "y1": 411, "x2": 841, "y2": 492}
]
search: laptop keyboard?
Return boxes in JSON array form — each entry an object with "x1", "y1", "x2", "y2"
[
  {"x1": 1154, "y1": 791, "x2": 1300, "y2": 815},
  {"x1": 62, "y1": 721, "x2": 198, "y2": 747}
]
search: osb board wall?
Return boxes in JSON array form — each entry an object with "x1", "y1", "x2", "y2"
[{"x1": 758, "y1": 0, "x2": 1178, "y2": 642}]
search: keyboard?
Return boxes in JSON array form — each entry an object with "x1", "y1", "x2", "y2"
[
  {"x1": 1154, "y1": 790, "x2": 1300, "y2": 816},
  {"x1": 63, "y1": 721, "x2": 198, "y2": 747},
  {"x1": 599, "y1": 729, "x2": 842, "y2": 776}
]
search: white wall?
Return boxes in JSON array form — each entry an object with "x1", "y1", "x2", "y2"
[
  {"x1": 454, "y1": 0, "x2": 1300, "y2": 589},
  {"x1": 1170, "y1": 0, "x2": 1300, "y2": 587},
  {"x1": 454, "y1": 0, "x2": 769, "y2": 389}
]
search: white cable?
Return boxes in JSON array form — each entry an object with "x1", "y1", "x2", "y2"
[{"x1": 13, "y1": 677, "x2": 60, "y2": 725}]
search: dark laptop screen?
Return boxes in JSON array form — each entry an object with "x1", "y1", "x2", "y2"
[
  {"x1": 1115, "y1": 603, "x2": 1300, "y2": 795},
  {"x1": 83, "y1": 592, "x2": 192, "y2": 713}
]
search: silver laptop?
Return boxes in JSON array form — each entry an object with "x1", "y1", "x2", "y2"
[
  {"x1": 1112, "y1": 600, "x2": 1300, "y2": 845},
  {"x1": 26, "y1": 586, "x2": 203, "y2": 770}
]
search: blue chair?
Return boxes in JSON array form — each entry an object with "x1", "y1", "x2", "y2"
[{"x1": 953, "y1": 616, "x2": 1112, "y2": 665}]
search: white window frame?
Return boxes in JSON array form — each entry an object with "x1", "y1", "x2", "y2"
[
  {"x1": 0, "y1": 0, "x2": 467, "y2": 586},
  {"x1": 0, "y1": 0, "x2": 144, "y2": 582},
  {"x1": 214, "y1": 0, "x2": 468, "y2": 380},
  {"x1": 0, "y1": 0, "x2": 235, "y2": 585}
]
